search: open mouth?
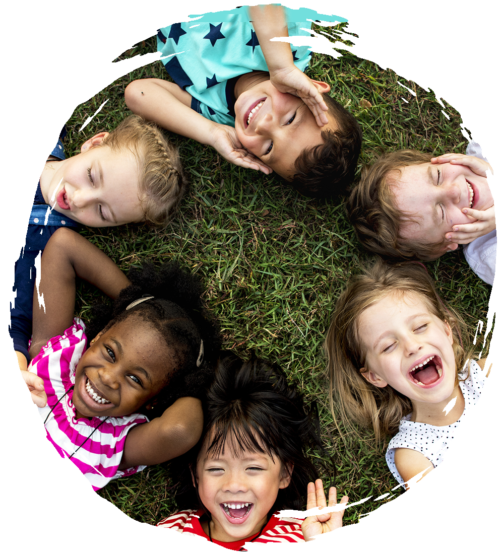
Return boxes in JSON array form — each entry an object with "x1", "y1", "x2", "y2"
[
  {"x1": 244, "y1": 98, "x2": 266, "y2": 128},
  {"x1": 85, "y1": 377, "x2": 112, "y2": 406},
  {"x1": 408, "y1": 355, "x2": 443, "y2": 387},
  {"x1": 466, "y1": 179, "x2": 477, "y2": 209},
  {"x1": 220, "y1": 502, "x2": 253, "y2": 524},
  {"x1": 56, "y1": 188, "x2": 71, "y2": 211}
]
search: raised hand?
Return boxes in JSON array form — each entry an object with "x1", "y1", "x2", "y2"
[
  {"x1": 431, "y1": 153, "x2": 493, "y2": 177},
  {"x1": 21, "y1": 369, "x2": 47, "y2": 408},
  {"x1": 270, "y1": 66, "x2": 329, "y2": 127},
  {"x1": 446, "y1": 206, "x2": 496, "y2": 244},
  {"x1": 301, "y1": 479, "x2": 348, "y2": 541},
  {"x1": 209, "y1": 124, "x2": 272, "y2": 175}
]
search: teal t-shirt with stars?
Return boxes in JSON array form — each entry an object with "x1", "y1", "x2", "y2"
[{"x1": 157, "y1": 7, "x2": 339, "y2": 126}]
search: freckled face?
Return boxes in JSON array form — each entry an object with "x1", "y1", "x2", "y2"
[
  {"x1": 393, "y1": 162, "x2": 493, "y2": 246},
  {"x1": 40, "y1": 141, "x2": 145, "y2": 227},
  {"x1": 72, "y1": 318, "x2": 173, "y2": 419},
  {"x1": 234, "y1": 80, "x2": 337, "y2": 179},
  {"x1": 358, "y1": 292, "x2": 457, "y2": 406},
  {"x1": 194, "y1": 434, "x2": 291, "y2": 543}
]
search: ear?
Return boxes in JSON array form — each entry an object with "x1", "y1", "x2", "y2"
[
  {"x1": 145, "y1": 397, "x2": 158, "y2": 411},
  {"x1": 279, "y1": 463, "x2": 293, "y2": 490},
  {"x1": 443, "y1": 242, "x2": 458, "y2": 253},
  {"x1": 90, "y1": 331, "x2": 103, "y2": 345},
  {"x1": 81, "y1": 131, "x2": 109, "y2": 152},
  {"x1": 310, "y1": 80, "x2": 331, "y2": 94},
  {"x1": 444, "y1": 321, "x2": 454, "y2": 345},
  {"x1": 360, "y1": 368, "x2": 388, "y2": 388}
]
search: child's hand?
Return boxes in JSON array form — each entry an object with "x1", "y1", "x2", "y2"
[
  {"x1": 21, "y1": 369, "x2": 47, "y2": 408},
  {"x1": 446, "y1": 206, "x2": 496, "y2": 244},
  {"x1": 210, "y1": 124, "x2": 272, "y2": 175},
  {"x1": 431, "y1": 153, "x2": 493, "y2": 177},
  {"x1": 270, "y1": 66, "x2": 329, "y2": 127},
  {"x1": 301, "y1": 479, "x2": 348, "y2": 541}
]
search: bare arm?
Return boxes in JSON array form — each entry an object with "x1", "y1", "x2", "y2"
[
  {"x1": 119, "y1": 396, "x2": 203, "y2": 469},
  {"x1": 125, "y1": 79, "x2": 218, "y2": 145},
  {"x1": 29, "y1": 228, "x2": 131, "y2": 360},
  {"x1": 394, "y1": 448, "x2": 434, "y2": 489}
]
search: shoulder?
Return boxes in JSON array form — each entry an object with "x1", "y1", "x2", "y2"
[
  {"x1": 157, "y1": 509, "x2": 201, "y2": 531},
  {"x1": 395, "y1": 447, "x2": 438, "y2": 491},
  {"x1": 255, "y1": 514, "x2": 305, "y2": 544}
]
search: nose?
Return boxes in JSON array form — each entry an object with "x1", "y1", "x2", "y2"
[
  {"x1": 254, "y1": 112, "x2": 274, "y2": 135},
  {"x1": 223, "y1": 471, "x2": 248, "y2": 494},
  {"x1": 98, "y1": 365, "x2": 120, "y2": 390},
  {"x1": 72, "y1": 188, "x2": 98, "y2": 209},
  {"x1": 404, "y1": 334, "x2": 422, "y2": 357},
  {"x1": 442, "y1": 180, "x2": 461, "y2": 205}
]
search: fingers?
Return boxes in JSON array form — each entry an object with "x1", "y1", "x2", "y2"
[
  {"x1": 315, "y1": 478, "x2": 327, "y2": 508},
  {"x1": 462, "y1": 207, "x2": 494, "y2": 222},
  {"x1": 31, "y1": 389, "x2": 48, "y2": 408},
  {"x1": 431, "y1": 153, "x2": 492, "y2": 176},
  {"x1": 306, "y1": 481, "x2": 317, "y2": 510},
  {"x1": 21, "y1": 370, "x2": 45, "y2": 391}
]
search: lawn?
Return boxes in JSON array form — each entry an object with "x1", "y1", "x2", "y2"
[{"x1": 57, "y1": 22, "x2": 492, "y2": 526}]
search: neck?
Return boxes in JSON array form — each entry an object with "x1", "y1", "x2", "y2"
[
  {"x1": 205, "y1": 515, "x2": 267, "y2": 543},
  {"x1": 234, "y1": 71, "x2": 270, "y2": 100},
  {"x1": 410, "y1": 383, "x2": 465, "y2": 426},
  {"x1": 39, "y1": 160, "x2": 63, "y2": 204}
]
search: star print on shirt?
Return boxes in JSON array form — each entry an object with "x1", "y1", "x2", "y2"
[
  {"x1": 206, "y1": 74, "x2": 219, "y2": 88},
  {"x1": 203, "y1": 23, "x2": 226, "y2": 47},
  {"x1": 292, "y1": 50, "x2": 299, "y2": 61},
  {"x1": 169, "y1": 23, "x2": 187, "y2": 45},
  {"x1": 245, "y1": 30, "x2": 260, "y2": 53}
]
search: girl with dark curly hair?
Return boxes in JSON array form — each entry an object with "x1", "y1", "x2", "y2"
[
  {"x1": 158, "y1": 353, "x2": 348, "y2": 549},
  {"x1": 24, "y1": 228, "x2": 221, "y2": 491}
]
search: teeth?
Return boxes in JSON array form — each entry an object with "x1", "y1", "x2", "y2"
[
  {"x1": 223, "y1": 503, "x2": 250, "y2": 509},
  {"x1": 417, "y1": 381, "x2": 424, "y2": 385},
  {"x1": 86, "y1": 378, "x2": 111, "y2": 404},
  {"x1": 437, "y1": 366, "x2": 442, "y2": 377},
  {"x1": 247, "y1": 102, "x2": 264, "y2": 125},
  {"x1": 467, "y1": 180, "x2": 474, "y2": 208},
  {"x1": 411, "y1": 355, "x2": 435, "y2": 372}
]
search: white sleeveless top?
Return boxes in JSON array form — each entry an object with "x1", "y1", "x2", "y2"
[{"x1": 386, "y1": 360, "x2": 486, "y2": 486}]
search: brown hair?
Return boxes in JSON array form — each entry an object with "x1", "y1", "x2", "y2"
[
  {"x1": 324, "y1": 259, "x2": 471, "y2": 443},
  {"x1": 289, "y1": 93, "x2": 362, "y2": 199},
  {"x1": 102, "y1": 115, "x2": 187, "y2": 227},
  {"x1": 347, "y1": 150, "x2": 446, "y2": 261}
]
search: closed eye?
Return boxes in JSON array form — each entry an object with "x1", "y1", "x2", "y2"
[
  {"x1": 264, "y1": 142, "x2": 273, "y2": 156},
  {"x1": 206, "y1": 468, "x2": 224, "y2": 474},
  {"x1": 437, "y1": 168, "x2": 441, "y2": 185},
  {"x1": 87, "y1": 167, "x2": 94, "y2": 184},
  {"x1": 414, "y1": 324, "x2": 428, "y2": 332},
  {"x1": 247, "y1": 466, "x2": 264, "y2": 472},
  {"x1": 382, "y1": 342, "x2": 396, "y2": 353},
  {"x1": 285, "y1": 111, "x2": 297, "y2": 125},
  {"x1": 99, "y1": 205, "x2": 107, "y2": 222}
]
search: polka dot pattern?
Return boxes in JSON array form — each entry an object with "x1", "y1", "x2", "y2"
[{"x1": 386, "y1": 360, "x2": 486, "y2": 486}]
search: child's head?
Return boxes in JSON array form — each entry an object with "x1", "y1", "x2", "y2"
[
  {"x1": 71, "y1": 262, "x2": 221, "y2": 419},
  {"x1": 233, "y1": 79, "x2": 362, "y2": 198},
  {"x1": 347, "y1": 150, "x2": 493, "y2": 260},
  {"x1": 45, "y1": 115, "x2": 187, "y2": 228},
  {"x1": 325, "y1": 260, "x2": 470, "y2": 441},
  {"x1": 180, "y1": 354, "x2": 320, "y2": 542}
]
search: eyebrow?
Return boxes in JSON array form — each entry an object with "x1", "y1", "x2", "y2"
[
  {"x1": 97, "y1": 160, "x2": 118, "y2": 224},
  {"x1": 110, "y1": 338, "x2": 151, "y2": 384},
  {"x1": 267, "y1": 107, "x2": 307, "y2": 167},
  {"x1": 371, "y1": 312, "x2": 430, "y2": 350}
]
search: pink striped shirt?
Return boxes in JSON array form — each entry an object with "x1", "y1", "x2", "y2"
[
  {"x1": 157, "y1": 509, "x2": 305, "y2": 550},
  {"x1": 31, "y1": 319, "x2": 148, "y2": 491}
]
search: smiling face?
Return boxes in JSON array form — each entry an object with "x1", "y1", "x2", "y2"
[
  {"x1": 234, "y1": 79, "x2": 337, "y2": 179},
  {"x1": 358, "y1": 291, "x2": 457, "y2": 408},
  {"x1": 40, "y1": 134, "x2": 145, "y2": 227},
  {"x1": 72, "y1": 317, "x2": 173, "y2": 419},
  {"x1": 194, "y1": 433, "x2": 291, "y2": 543},
  {"x1": 392, "y1": 162, "x2": 494, "y2": 251}
]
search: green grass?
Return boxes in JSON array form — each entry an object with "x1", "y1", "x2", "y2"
[{"x1": 58, "y1": 24, "x2": 492, "y2": 526}]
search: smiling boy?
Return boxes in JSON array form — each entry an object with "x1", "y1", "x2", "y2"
[{"x1": 126, "y1": 5, "x2": 362, "y2": 198}]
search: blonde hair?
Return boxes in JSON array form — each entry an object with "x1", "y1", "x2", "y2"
[
  {"x1": 102, "y1": 115, "x2": 187, "y2": 227},
  {"x1": 324, "y1": 259, "x2": 471, "y2": 443},
  {"x1": 347, "y1": 150, "x2": 446, "y2": 261}
]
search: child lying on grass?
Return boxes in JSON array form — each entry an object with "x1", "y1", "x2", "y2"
[
  {"x1": 347, "y1": 141, "x2": 495, "y2": 284},
  {"x1": 158, "y1": 353, "x2": 348, "y2": 549},
  {"x1": 126, "y1": 5, "x2": 362, "y2": 199},
  {"x1": 12, "y1": 115, "x2": 187, "y2": 371},
  {"x1": 23, "y1": 228, "x2": 221, "y2": 490}
]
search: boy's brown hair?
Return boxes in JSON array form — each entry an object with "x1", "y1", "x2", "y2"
[
  {"x1": 347, "y1": 150, "x2": 446, "y2": 260},
  {"x1": 103, "y1": 115, "x2": 187, "y2": 227},
  {"x1": 290, "y1": 94, "x2": 362, "y2": 199},
  {"x1": 324, "y1": 259, "x2": 471, "y2": 443}
]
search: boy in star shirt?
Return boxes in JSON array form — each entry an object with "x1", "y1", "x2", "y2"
[{"x1": 126, "y1": 5, "x2": 362, "y2": 198}]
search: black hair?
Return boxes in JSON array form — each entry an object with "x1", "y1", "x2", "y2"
[
  {"x1": 85, "y1": 262, "x2": 221, "y2": 418},
  {"x1": 174, "y1": 352, "x2": 323, "y2": 513}
]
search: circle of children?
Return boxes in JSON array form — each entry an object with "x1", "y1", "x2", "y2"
[{"x1": 14, "y1": 5, "x2": 494, "y2": 550}]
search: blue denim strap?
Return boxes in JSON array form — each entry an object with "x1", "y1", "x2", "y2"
[{"x1": 29, "y1": 204, "x2": 79, "y2": 228}]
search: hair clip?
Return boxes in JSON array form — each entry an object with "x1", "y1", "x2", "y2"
[
  {"x1": 196, "y1": 340, "x2": 204, "y2": 367},
  {"x1": 126, "y1": 295, "x2": 155, "y2": 311}
]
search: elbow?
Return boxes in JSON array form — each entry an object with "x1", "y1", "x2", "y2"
[
  {"x1": 125, "y1": 79, "x2": 151, "y2": 114},
  {"x1": 164, "y1": 419, "x2": 203, "y2": 457}
]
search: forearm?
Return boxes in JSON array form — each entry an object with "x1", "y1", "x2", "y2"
[
  {"x1": 125, "y1": 79, "x2": 219, "y2": 146},
  {"x1": 248, "y1": 5, "x2": 294, "y2": 74},
  {"x1": 119, "y1": 397, "x2": 204, "y2": 468},
  {"x1": 30, "y1": 228, "x2": 130, "y2": 359}
]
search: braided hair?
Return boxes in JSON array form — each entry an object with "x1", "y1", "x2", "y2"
[
  {"x1": 173, "y1": 353, "x2": 323, "y2": 512},
  {"x1": 85, "y1": 262, "x2": 221, "y2": 418}
]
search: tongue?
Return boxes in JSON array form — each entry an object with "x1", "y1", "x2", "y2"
[
  {"x1": 414, "y1": 363, "x2": 439, "y2": 385},
  {"x1": 228, "y1": 506, "x2": 249, "y2": 519}
]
